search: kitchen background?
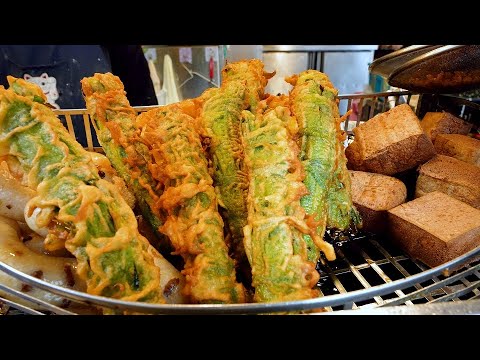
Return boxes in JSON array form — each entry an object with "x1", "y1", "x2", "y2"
[{"x1": 142, "y1": 45, "x2": 390, "y2": 115}]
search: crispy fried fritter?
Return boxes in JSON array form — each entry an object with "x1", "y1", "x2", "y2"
[
  {"x1": 81, "y1": 73, "x2": 168, "y2": 251},
  {"x1": 243, "y1": 96, "x2": 321, "y2": 302},
  {"x1": 0, "y1": 76, "x2": 164, "y2": 306},
  {"x1": 200, "y1": 60, "x2": 273, "y2": 274},
  {"x1": 137, "y1": 103, "x2": 246, "y2": 304}
]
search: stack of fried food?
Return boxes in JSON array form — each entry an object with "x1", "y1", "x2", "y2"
[{"x1": 0, "y1": 60, "x2": 361, "y2": 312}]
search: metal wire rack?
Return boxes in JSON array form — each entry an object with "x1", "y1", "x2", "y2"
[
  {"x1": 1, "y1": 91, "x2": 479, "y2": 315},
  {"x1": 316, "y1": 235, "x2": 480, "y2": 312},
  {"x1": 338, "y1": 90, "x2": 417, "y2": 136}
]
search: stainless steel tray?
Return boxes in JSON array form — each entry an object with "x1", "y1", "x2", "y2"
[{"x1": 1, "y1": 91, "x2": 479, "y2": 315}]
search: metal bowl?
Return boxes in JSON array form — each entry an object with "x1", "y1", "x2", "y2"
[
  {"x1": 2, "y1": 92, "x2": 480, "y2": 315},
  {"x1": 388, "y1": 45, "x2": 480, "y2": 93},
  {"x1": 369, "y1": 45, "x2": 442, "y2": 79}
]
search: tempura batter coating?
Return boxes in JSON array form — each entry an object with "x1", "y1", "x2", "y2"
[
  {"x1": 299, "y1": 73, "x2": 361, "y2": 232},
  {"x1": 327, "y1": 138, "x2": 362, "y2": 231},
  {"x1": 81, "y1": 73, "x2": 165, "y2": 248},
  {"x1": 287, "y1": 70, "x2": 360, "y2": 262},
  {"x1": 0, "y1": 77, "x2": 164, "y2": 304},
  {"x1": 200, "y1": 60, "x2": 273, "y2": 270},
  {"x1": 199, "y1": 83, "x2": 248, "y2": 266},
  {"x1": 243, "y1": 96, "x2": 321, "y2": 302},
  {"x1": 222, "y1": 59, "x2": 274, "y2": 112},
  {"x1": 136, "y1": 104, "x2": 245, "y2": 303}
]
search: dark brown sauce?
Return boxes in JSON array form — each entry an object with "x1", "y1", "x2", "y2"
[
  {"x1": 317, "y1": 228, "x2": 373, "y2": 293},
  {"x1": 325, "y1": 226, "x2": 369, "y2": 248}
]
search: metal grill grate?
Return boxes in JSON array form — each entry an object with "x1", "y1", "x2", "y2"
[{"x1": 316, "y1": 236, "x2": 480, "y2": 312}]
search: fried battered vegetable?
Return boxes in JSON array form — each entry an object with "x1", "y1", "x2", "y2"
[
  {"x1": 287, "y1": 70, "x2": 360, "y2": 262},
  {"x1": 88, "y1": 151, "x2": 136, "y2": 210},
  {"x1": 0, "y1": 76, "x2": 165, "y2": 305},
  {"x1": 199, "y1": 83, "x2": 248, "y2": 265},
  {"x1": 0, "y1": 163, "x2": 36, "y2": 221},
  {"x1": 222, "y1": 59, "x2": 273, "y2": 112},
  {"x1": 319, "y1": 81, "x2": 361, "y2": 232},
  {"x1": 199, "y1": 60, "x2": 273, "y2": 270},
  {"x1": 327, "y1": 139, "x2": 362, "y2": 231},
  {"x1": 81, "y1": 73, "x2": 165, "y2": 248},
  {"x1": 242, "y1": 96, "x2": 321, "y2": 302},
  {"x1": 136, "y1": 103, "x2": 245, "y2": 303}
]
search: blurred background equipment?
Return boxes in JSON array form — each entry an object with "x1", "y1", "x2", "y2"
[
  {"x1": 142, "y1": 45, "x2": 378, "y2": 115},
  {"x1": 142, "y1": 45, "x2": 225, "y2": 101},
  {"x1": 261, "y1": 45, "x2": 378, "y2": 114},
  {"x1": 369, "y1": 45, "x2": 440, "y2": 81},
  {"x1": 144, "y1": 48, "x2": 163, "y2": 104}
]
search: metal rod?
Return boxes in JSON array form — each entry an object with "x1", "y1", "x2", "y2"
[
  {"x1": 319, "y1": 256, "x2": 408, "y2": 277},
  {"x1": 64, "y1": 114, "x2": 76, "y2": 140},
  {"x1": 319, "y1": 257, "x2": 357, "y2": 310},
  {"x1": 83, "y1": 114, "x2": 94, "y2": 152},
  {"x1": 369, "y1": 239, "x2": 436, "y2": 302},
  {"x1": 356, "y1": 98, "x2": 364, "y2": 125},
  {"x1": 356, "y1": 245, "x2": 414, "y2": 305},
  {"x1": 0, "y1": 282, "x2": 76, "y2": 315},
  {"x1": 335, "y1": 248, "x2": 384, "y2": 305},
  {"x1": 317, "y1": 289, "x2": 333, "y2": 312},
  {"x1": 456, "y1": 266, "x2": 480, "y2": 297},
  {"x1": 429, "y1": 281, "x2": 480, "y2": 304},
  {"x1": 379, "y1": 264, "x2": 480, "y2": 308},
  {"x1": 410, "y1": 258, "x2": 451, "y2": 299},
  {"x1": 344, "y1": 98, "x2": 352, "y2": 135},
  {"x1": 337, "y1": 90, "x2": 412, "y2": 99},
  {"x1": 368, "y1": 97, "x2": 377, "y2": 119},
  {"x1": 406, "y1": 93, "x2": 412, "y2": 106},
  {"x1": 382, "y1": 96, "x2": 388, "y2": 112},
  {"x1": 0, "y1": 296, "x2": 44, "y2": 315}
]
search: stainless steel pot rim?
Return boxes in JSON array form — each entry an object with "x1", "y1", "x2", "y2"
[
  {"x1": 368, "y1": 45, "x2": 442, "y2": 76},
  {"x1": 1, "y1": 245, "x2": 479, "y2": 314},
  {"x1": 387, "y1": 45, "x2": 466, "y2": 84}
]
